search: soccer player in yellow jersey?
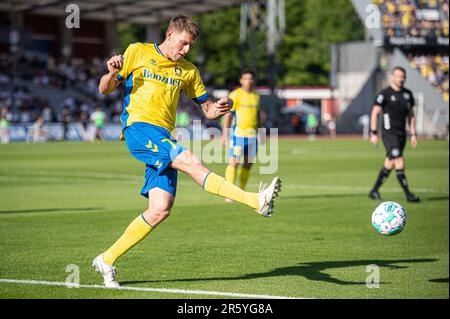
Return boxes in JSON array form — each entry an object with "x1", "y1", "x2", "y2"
[
  {"x1": 222, "y1": 70, "x2": 260, "y2": 202},
  {"x1": 92, "y1": 16, "x2": 281, "y2": 287}
]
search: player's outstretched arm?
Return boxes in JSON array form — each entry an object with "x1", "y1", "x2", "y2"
[
  {"x1": 200, "y1": 98, "x2": 233, "y2": 120},
  {"x1": 370, "y1": 105, "x2": 382, "y2": 145},
  {"x1": 99, "y1": 55, "x2": 123, "y2": 95},
  {"x1": 408, "y1": 108, "x2": 418, "y2": 148}
]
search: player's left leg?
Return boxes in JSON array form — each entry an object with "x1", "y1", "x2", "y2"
[
  {"x1": 224, "y1": 135, "x2": 240, "y2": 202},
  {"x1": 171, "y1": 149, "x2": 281, "y2": 217},
  {"x1": 393, "y1": 156, "x2": 420, "y2": 202},
  {"x1": 93, "y1": 122, "x2": 180, "y2": 287},
  {"x1": 238, "y1": 137, "x2": 257, "y2": 190}
]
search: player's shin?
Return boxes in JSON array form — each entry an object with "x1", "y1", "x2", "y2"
[
  {"x1": 238, "y1": 166, "x2": 251, "y2": 190},
  {"x1": 395, "y1": 169, "x2": 410, "y2": 194},
  {"x1": 372, "y1": 167, "x2": 391, "y2": 191},
  {"x1": 102, "y1": 214, "x2": 153, "y2": 265},
  {"x1": 203, "y1": 172, "x2": 258, "y2": 209},
  {"x1": 225, "y1": 165, "x2": 237, "y2": 184}
]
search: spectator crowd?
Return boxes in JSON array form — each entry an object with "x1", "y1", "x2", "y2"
[
  {"x1": 409, "y1": 53, "x2": 449, "y2": 102},
  {"x1": 0, "y1": 51, "x2": 206, "y2": 142},
  {"x1": 374, "y1": 0, "x2": 449, "y2": 38}
]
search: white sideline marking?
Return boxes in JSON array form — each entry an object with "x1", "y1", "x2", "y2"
[{"x1": 0, "y1": 278, "x2": 300, "y2": 299}]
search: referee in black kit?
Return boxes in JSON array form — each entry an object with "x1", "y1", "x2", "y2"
[{"x1": 368, "y1": 66, "x2": 420, "y2": 203}]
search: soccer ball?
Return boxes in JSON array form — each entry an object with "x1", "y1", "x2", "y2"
[{"x1": 371, "y1": 201, "x2": 407, "y2": 236}]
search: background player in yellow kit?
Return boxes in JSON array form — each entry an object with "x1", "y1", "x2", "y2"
[
  {"x1": 93, "y1": 16, "x2": 281, "y2": 287},
  {"x1": 222, "y1": 70, "x2": 260, "y2": 202}
]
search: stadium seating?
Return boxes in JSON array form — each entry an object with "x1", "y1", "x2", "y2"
[
  {"x1": 409, "y1": 53, "x2": 449, "y2": 102},
  {"x1": 373, "y1": 1, "x2": 449, "y2": 102},
  {"x1": 374, "y1": 0, "x2": 449, "y2": 38}
]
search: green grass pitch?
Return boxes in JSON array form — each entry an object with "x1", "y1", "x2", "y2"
[{"x1": 0, "y1": 138, "x2": 448, "y2": 298}]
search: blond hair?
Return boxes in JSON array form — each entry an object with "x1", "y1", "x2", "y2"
[{"x1": 167, "y1": 15, "x2": 199, "y2": 39}]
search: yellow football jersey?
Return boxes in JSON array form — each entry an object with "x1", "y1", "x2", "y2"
[
  {"x1": 229, "y1": 88, "x2": 260, "y2": 137},
  {"x1": 117, "y1": 42, "x2": 208, "y2": 135}
]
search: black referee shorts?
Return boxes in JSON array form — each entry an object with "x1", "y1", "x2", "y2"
[{"x1": 382, "y1": 133, "x2": 406, "y2": 159}]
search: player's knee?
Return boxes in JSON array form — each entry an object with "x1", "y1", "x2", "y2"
[
  {"x1": 144, "y1": 206, "x2": 171, "y2": 222},
  {"x1": 394, "y1": 157, "x2": 404, "y2": 169},
  {"x1": 175, "y1": 150, "x2": 203, "y2": 171},
  {"x1": 155, "y1": 209, "x2": 171, "y2": 221},
  {"x1": 243, "y1": 162, "x2": 252, "y2": 169},
  {"x1": 384, "y1": 158, "x2": 394, "y2": 169},
  {"x1": 181, "y1": 149, "x2": 202, "y2": 165}
]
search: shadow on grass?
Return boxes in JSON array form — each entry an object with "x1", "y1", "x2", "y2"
[
  {"x1": 423, "y1": 196, "x2": 449, "y2": 202},
  {"x1": 281, "y1": 194, "x2": 449, "y2": 202},
  {"x1": 428, "y1": 278, "x2": 449, "y2": 283},
  {"x1": 122, "y1": 258, "x2": 438, "y2": 286},
  {"x1": 280, "y1": 193, "x2": 370, "y2": 200},
  {"x1": 0, "y1": 207, "x2": 101, "y2": 214}
]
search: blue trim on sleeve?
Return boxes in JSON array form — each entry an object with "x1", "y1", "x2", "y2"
[
  {"x1": 202, "y1": 171, "x2": 212, "y2": 189},
  {"x1": 117, "y1": 74, "x2": 124, "y2": 81},
  {"x1": 193, "y1": 93, "x2": 209, "y2": 104},
  {"x1": 120, "y1": 74, "x2": 133, "y2": 129}
]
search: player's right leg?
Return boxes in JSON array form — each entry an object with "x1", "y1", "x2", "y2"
[
  {"x1": 369, "y1": 157, "x2": 394, "y2": 200},
  {"x1": 225, "y1": 156, "x2": 239, "y2": 203},
  {"x1": 224, "y1": 134, "x2": 241, "y2": 198}
]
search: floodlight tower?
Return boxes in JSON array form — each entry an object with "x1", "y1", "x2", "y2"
[
  {"x1": 240, "y1": 0, "x2": 285, "y2": 123},
  {"x1": 267, "y1": 0, "x2": 285, "y2": 92}
]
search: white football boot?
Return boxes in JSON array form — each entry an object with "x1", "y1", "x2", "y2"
[
  {"x1": 256, "y1": 177, "x2": 282, "y2": 217},
  {"x1": 92, "y1": 255, "x2": 120, "y2": 288}
]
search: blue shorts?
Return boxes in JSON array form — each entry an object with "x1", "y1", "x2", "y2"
[
  {"x1": 229, "y1": 135, "x2": 258, "y2": 161},
  {"x1": 124, "y1": 122, "x2": 185, "y2": 198}
]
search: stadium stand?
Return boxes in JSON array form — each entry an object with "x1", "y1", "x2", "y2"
[
  {"x1": 371, "y1": 1, "x2": 449, "y2": 101},
  {"x1": 0, "y1": 51, "x2": 206, "y2": 128},
  {"x1": 409, "y1": 53, "x2": 449, "y2": 102},
  {"x1": 337, "y1": 0, "x2": 448, "y2": 136},
  {"x1": 374, "y1": 0, "x2": 449, "y2": 38},
  {"x1": 373, "y1": 0, "x2": 449, "y2": 101}
]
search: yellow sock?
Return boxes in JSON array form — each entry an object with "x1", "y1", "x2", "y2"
[
  {"x1": 203, "y1": 172, "x2": 258, "y2": 209},
  {"x1": 238, "y1": 167, "x2": 251, "y2": 190},
  {"x1": 225, "y1": 165, "x2": 237, "y2": 184},
  {"x1": 102, "y1": 214, "x2": 153, "y2": 265}
]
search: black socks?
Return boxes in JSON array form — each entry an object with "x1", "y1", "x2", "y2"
[
  {"x1": 395, "y1": 169, "x2": 411, "y2": 195},
  {"x1": 372, "y1": 167, "x2": 391, "y2": 191}
]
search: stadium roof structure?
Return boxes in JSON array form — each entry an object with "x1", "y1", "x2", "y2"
[{"x1": 0, "y1": 0, "x2": 247, "y2": 24}]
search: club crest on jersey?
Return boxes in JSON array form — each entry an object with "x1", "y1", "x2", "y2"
[
  {"x1": 390, "y1": 95, "x2": 396, "y2": 101},
  {"x1": 174, "y1": 66, "x2": 183, "y2": 76},
  {"x1": 150, "y1": 58, "x2": 157, "y2": 66},
  {"x1": 403, "y1": 92, "x2": 410, "y2": 100}
]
